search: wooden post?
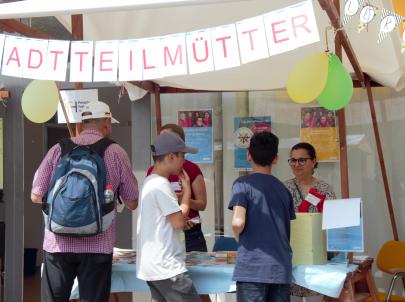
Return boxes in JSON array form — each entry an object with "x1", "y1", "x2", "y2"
[
  {"x1": 365, "y1": 75, "x2": 399, "y2": 241},
  {"x1": 332, "y1": 0, "x2": 350, "y2": 199},
  {"x1": 154, "y1": 84, "x2": 162, "y2": 134},
  {"x1": 71, "y1": 14, "x2": 84, "y2": 136}
]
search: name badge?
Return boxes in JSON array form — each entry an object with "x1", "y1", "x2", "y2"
[
  {"x1": 305, "y1": 193, "x2": 322, "y2": 206},
  {"x1": 170, "y1": 182, "x2": 182, "y2": 192}
]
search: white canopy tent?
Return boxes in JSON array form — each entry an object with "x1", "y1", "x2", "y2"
[{"x1": 0, "y1": 0, "x2": 403, "y2": 91}]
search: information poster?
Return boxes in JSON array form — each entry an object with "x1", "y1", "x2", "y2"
[
  {"x1": 178, "y1": 110, "x2": 213, "y2": 163},
  {"x1": 234, "y1": 116, "x2": 271, "y2": 169},
  {"x1": 300, "y1": 107, "x2": 339, "y2": 161}
]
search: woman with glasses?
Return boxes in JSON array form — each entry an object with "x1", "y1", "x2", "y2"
[
  {"x1": 284, "y1": 142, "x2": 336, "y2": 213},
  {"x1": 285, "y1": 142, "x2": 336, "y2": 300}
]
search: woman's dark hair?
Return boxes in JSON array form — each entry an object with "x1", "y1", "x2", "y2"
[
  {"x1": 290, "y1": 142, "x2": 318, "y2": 169},
  {"x1": 161, "y1": 124, "x2": 185, "y2": 141}
]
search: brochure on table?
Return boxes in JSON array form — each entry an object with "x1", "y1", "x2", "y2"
[{"x1": 322, "y1": 198, "x2": 364, "y2": 253}]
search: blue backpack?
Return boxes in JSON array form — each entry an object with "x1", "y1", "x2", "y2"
[{"x1": 42, "y1": 137, "x2": 116, "y2": 237}]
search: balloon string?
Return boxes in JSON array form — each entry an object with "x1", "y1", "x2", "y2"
[{"x1": 56, "y1": 82, "x2": 74, "y2": 138}]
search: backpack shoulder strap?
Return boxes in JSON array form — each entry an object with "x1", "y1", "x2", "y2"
[
  {"x1": 90, "y1": 137, "x2": 116, "y2": 158},
  {"x1": 59, "y1": 138, "x2": 78, "y2": 157}
]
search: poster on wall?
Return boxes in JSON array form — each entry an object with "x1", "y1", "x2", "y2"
[
  {"x1": 178, "y1": 110, "x2": 213, "y2": 163},
  {"x1": 300, "y1": 107, "x2": 339, "y2": 162},
  {"x1": 234, "y1": 116, "x2": 272, "y2": 169}
]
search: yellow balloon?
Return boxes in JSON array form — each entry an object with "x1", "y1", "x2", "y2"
[
  {"x1": 287, "y1": 52, "x2": 329, "y2": 104},
  {"x1": 21, "y1": 80, "x2": 59, "y2": 123}
]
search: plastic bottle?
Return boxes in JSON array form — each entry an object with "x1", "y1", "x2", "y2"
[{"x1": 104, "y1": 185, "x2": 114, "y2": 204}]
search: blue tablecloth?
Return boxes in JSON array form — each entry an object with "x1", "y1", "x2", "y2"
[{"x1": 70, "y1": 262, "x2": 357, "y2": 299}]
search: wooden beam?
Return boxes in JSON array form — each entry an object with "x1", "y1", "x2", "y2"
[
  {"x1": 353, "y1": 79, "x2": 382, "y2": 88},
  {"x1": 0, "y1": 19, "x2": 51, "y2": 39},
  {"x1": 160, "y1": 87, "x2": 216, "y2": 94},
  {"x1": 0, "y1": 90, "x2": 10, "y2": 99},
  {"x1": 154, "y1": 84, "x2": 162, "y2": 134},
  {"x1": 365, "y1": 74, "x2": 399, "y2": 241},
  {"x1": 318, "y1": 0, "x2": 365, "y2": 84},
  {"x1": 129, "y1": 81, "x2": 156, "y2": 94},
  {"x1": 71, "y1": 14, "x2": 84, "y2": 136}
]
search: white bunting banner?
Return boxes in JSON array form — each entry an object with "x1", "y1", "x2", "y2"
[
  {"x1": 211, "y1": 24, "x2": 240, "y2": 70},
  {"x1": 186, "y1": 29, "x2": 214, "y2": 74},
  {"x1": 2, "y1": 35, "x2": 27, "y2": 78},
  {"x1": 265, "y1": 1, "x2": 320, "y2": 56},
  {"x1": 93, "y1": 40, "x2": 119, "y2": 82},
  {"x1": 160, "y1": 33, "x2": 188, "y2": 77},
  {"x1": 0, "y1": 1, "x2": 321, "y2": 81},
  {"x1": 343, "y1": 0, "x2": 364, "y2": 25},
  {"x1": 118, "y1": 39, "x2": 143, "y2": 81},
  {"x1": 70, "y1": 41, "x2": 94, "y2": 82},
  {"x1": 22, "y1": 38, "x2": 49, "y2": 80},
  {"x1": 378, "y1": 8, "x2": 404, "y2": 43},
  {"x1": 236, "y1": 16, "x2": 269, "y2": 64},
  {"x1": 43, "y1": 39, "x2": 70, "y2": 81},
  {"x1": 0, "y1": 34, "x2": 5, "y2": 68},
  {"x1": 141, "y1": 37, "x2": 164, "y2": 80}
]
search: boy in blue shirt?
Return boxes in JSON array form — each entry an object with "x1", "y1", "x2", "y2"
[{"x1": 228, "y1": 131, "x2": 295, "y2": 302}]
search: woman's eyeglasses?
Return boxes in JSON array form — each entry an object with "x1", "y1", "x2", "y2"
[{"x1": 288, "y1": 158, "x2": 312, "y2": 166}]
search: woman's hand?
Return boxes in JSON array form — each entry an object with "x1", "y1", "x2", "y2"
[{"x1": 179, "y1": 169, "x2": 191, "y2": 195}]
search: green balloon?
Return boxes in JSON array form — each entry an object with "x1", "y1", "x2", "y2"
[
  {"x1": 21, "y1": 80, "x2": 59, "y2": 123},
  {"x1": 317, "y1": 54, "x2": 353, "y2": 110}
]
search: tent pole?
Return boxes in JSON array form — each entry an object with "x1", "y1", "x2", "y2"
[
  {"x1": 154, "y1": 84, "x2": 162, "y2": 134},
  {"x1": 71, "y1": 14, "x2": 84, "y2": 136},
  {"x1": 365, "y1": 75, "x2": 399, "y2": 241}
]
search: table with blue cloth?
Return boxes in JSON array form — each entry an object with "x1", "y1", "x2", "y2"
[{"x1": 70, "y1": 261, "x2": 365, "y2": 300}]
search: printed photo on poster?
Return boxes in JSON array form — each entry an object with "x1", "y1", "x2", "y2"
[
  {"x1": 300, "y1": 107, "x2": 339, "y2": 162},
  {"x1": 178, "y1": 110, "x2": 213, "y2": 163},
  {"x1": 234, "y1": 116, "x2": 271, "y2": 169}
]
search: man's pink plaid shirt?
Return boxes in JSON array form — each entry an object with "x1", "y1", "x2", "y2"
[{"x1": 32, "y1": 130, "x2": 138, "y2": 254}]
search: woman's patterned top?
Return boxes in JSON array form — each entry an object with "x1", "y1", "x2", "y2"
[{"x1": 284, "y1": 178, "x2": 336, "y2": 213}]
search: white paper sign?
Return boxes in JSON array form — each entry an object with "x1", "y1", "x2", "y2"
[
  {"x1": 2, "y1": 35, "x2": 27, "y2": 78},
  {"x1": 322, "y1": 198, "x2": 362, "y2": 230},
  {"x1": 118, "y1": 39, "x2": 143, "y2": 81},
  {"x1": 211, "y1": 24, "x2": 240, "y2": 70},
  {"x1": 236, "y1": 16, "x2": 269, "y2": 64},
  {"x1": 58, "y1": 89, "x2": 98, "y2": 123},
  {"x1": 160, "y1": 33, "x2": 187, "y2": 77},
  {"x1": 186, "y1": 29, "x2": 214, "y2": 74},
  {"x1": 264, "y1": 0, "x2": 320, "y2": 56},
  {"x1": 141, "y1": 37, "x2": 164, "y2": 80},
  {"x1": 0, "y1": 34, "x2": 5, "y2": 68},
  {"x1": 93, "y1": 40, "x2": 119, "y2": 82},
  {"x1": 43, "y1": 40, "x2": 70, "y2": 81},
  {"x1": 22, "y1": 38, "x2": 49, "y2": 79},
  {"x1": 69, "y1": 41, "x2": 94, "y2": 82}
]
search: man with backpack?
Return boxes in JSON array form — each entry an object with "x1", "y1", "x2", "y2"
[{"x1": 31, "y1": 101, "x2": 139, "y2": 302}]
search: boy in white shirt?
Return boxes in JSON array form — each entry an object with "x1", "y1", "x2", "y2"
[{"x1": 136, "y1": 132, "x2": 200, "y2": 302}]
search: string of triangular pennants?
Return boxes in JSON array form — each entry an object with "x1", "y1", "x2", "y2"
[{"x1": 343, "y1": 0, "x2": 405, "y2": 50}]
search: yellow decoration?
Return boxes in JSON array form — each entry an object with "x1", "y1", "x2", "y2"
[
  {"x1": 21, "y1": 80, "x2": 59, "y2": 123},
  {"x1": 287, "y1": 53, "x2": 329, "y2": 104},
  {"x1": 291, "y1": 213, "x2": 327, "y2": 265}
]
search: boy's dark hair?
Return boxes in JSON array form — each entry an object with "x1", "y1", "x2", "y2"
[
  {"x1": 290, "y1": 142, "x2": 318, "y2": 169},
  {"x1": 248, "y1": 131, "x2": 279, "y2": 166}
]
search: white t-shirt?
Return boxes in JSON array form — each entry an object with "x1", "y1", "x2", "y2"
[{"x1": 136, "y1": 174, "x2": 187, "y2": 281}]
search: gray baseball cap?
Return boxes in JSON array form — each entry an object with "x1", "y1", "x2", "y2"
[{"x1": 151, "y1": 132, "x2": 198, "y2": 156}]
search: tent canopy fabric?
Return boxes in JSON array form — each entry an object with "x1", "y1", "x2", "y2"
[{"x1": 0, "y1": 0, "x2": 404, "y2": 91}]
